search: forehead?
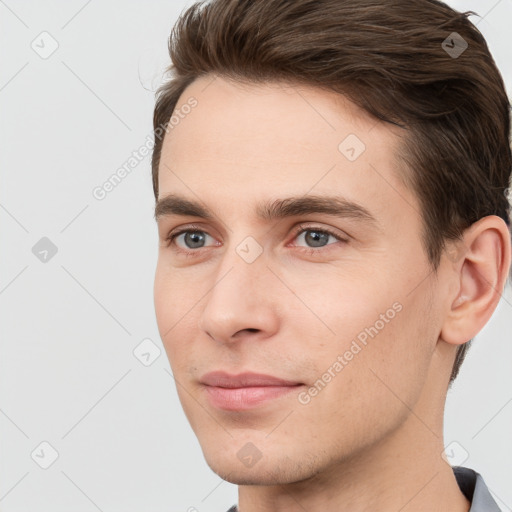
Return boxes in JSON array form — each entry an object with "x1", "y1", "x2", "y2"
[
  {"x1": 162, "y1": 75, "x2": 391, "y2": 160},
  {"x1": 157, "y1": 75, "x2": 416, "y2": 227}
]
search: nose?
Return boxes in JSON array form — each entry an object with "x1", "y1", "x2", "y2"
[{"x1": 198, "y1": 242, "x2": 280, "y2": 344}]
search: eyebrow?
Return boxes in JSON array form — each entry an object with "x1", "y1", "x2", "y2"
[{"x1": 154, "y1": 193, "x2": 378, "y2": 227}]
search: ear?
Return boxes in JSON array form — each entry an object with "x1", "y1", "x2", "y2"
[{"x1": 440, "y1": 215, "x2": 511, "y2": 346}]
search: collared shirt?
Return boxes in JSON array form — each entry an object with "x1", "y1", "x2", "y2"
[
  {"x1": 225, "y1": 466, "x2": 501, "y2": 511},
  {"x1": 453, "y1": 466, "x2": 501, "y2": 511}
]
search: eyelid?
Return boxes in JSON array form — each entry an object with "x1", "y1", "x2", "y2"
[
  {"x1": 288, "y1": 222, "x2": 350, "y2": 245},
  {"x1": 165, "y1": 223, "x2": 219, "y2": 248}
]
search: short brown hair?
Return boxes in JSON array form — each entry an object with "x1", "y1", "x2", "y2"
[{"x1": 151, "y1": 0, "x2": 511, "y2": 382}]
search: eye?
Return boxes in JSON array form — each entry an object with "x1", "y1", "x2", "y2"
[
  {"x1": 163, "y1": 223, "x2": 348, "y2": 257},
  {"x1": 290, "y1": 225, "x2": 348, "y2": 252},
  {"x1": 165, "y1": 226, "x2": 218, "y2": 253}
]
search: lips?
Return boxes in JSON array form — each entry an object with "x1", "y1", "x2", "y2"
[
  {"x1": 200, "y1": 371, "x2": 302, "y2": 388},
  {"x1": 200, "y1": 371, "x2": 303, "y2": 411}
]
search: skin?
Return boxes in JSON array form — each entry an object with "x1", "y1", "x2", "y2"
[{"x1": 153, "y1": 74, "x2": 511, "y2": 512}]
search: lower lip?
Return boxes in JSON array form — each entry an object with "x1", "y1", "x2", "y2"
[{"x1": 204, "y1": 385, "x2": 302, "y2": 411}]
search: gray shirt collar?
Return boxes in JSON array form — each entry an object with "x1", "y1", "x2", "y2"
[{"x1": 453, "y1": 466, "x2": 501, "y2": 511}]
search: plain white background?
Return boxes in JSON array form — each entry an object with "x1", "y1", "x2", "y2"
[{"x1": 0, "y1": 0, "x2": 511, "y2": 510}]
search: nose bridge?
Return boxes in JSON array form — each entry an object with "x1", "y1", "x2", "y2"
[{"x1": 198, "y1": 235, "x2": 279, "y2": 341}]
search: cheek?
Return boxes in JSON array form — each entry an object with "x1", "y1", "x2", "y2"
[
  {"x1": 280, "y1": 264, "x2": 396, "y2": 343},
  {"x1": 293, "y1": 304, "x2": 431, "y2": 446},
  {"x1": 290, "y1": 263, "x2": 432, "y2": 388},
  {"x1": 153, "y1": 265, "x2": 188, "y2": 354},
  {"x1": 154, "y1": 261, "x2": 194, "y2": 324},
  {"x1": 153, "y1": 263, "x2": 211, "y2": 376},
  {"x1": 153, "y1": 266, "x2": 173, "y2": 333},
  {"x1": 338, "y1": 286, "x2": 436, "y2": 411}
]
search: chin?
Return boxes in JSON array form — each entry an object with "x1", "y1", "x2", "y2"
[
  {"x1": 207, "y1": 461, "x2": 293, "y2": 486},
  {"x1": 214, "y1": 468, "x2": 276, "y2": 486},
  {"x1": 202, "y1": 447, "x2": 325, "y2": 486}
]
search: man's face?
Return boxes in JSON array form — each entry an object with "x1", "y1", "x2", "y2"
[{"x1": 154, "y1": 75, "x2": 448, "y2": 484}]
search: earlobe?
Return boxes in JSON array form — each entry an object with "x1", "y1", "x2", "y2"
[{"x1": 440, "y1": 215, "x2": 511, "y2": 347}]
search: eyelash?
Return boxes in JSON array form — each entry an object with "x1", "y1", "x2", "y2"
[{"x1": 164, "y1": 223, "x2": 348, "y2": 258}]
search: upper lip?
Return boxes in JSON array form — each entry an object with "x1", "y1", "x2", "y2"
[{"x1": 200, "y1": 371, "x2": 302, "y2": 388}]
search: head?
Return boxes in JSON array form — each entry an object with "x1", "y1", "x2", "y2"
[{"x1": 152, "y1": 0, "x2": 511, "y2": 485}]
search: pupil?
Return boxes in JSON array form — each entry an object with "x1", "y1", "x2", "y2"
[
  {"x1": 185, "y1": 231, "x2": 205, "y2": 248},
  {"x1": 305, "y1": 230, "x2": 328, "y2": 247}
]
